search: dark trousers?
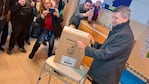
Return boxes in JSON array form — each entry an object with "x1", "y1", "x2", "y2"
[
  {"x1": 25, "y1": 16, "x2": 33, "y2": 41},
  {"x1": 36, "y1": 28, "x2": 49, "y2": 44},
  {"x1": 8, "y1": 20, "x2": 27, "y2": 49},
  {"x1": 29, "y1": 28, "x2": 49, "y2": 57},
  {"x1": 92, "y1": 80, "x2": 100, "y2": 84},
  {"x1": 48, "y1": 32, "x2": 55, "y2": 54},
  {"x1": 0, "y1": 22, "x2": 8, "y2": 45}
]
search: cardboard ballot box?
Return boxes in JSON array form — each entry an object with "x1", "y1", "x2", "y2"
[{"x1": 54, "y1": 26, "x2": 90, "y2": 68}]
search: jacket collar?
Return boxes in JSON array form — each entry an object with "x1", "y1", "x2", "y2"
[{"x1": 112, "y1": 20, "x2": 130, "y2": 33}]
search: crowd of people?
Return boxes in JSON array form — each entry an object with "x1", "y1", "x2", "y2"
[
  {"x1": 0, "y1": 0, "x2": 134, "y2": 84},
  {"x1": 0, "y1": 0, "x2": 65, "y2": 57},
  {"x1": 0, "y1": 0, "x2": 101, "y2": 56}
]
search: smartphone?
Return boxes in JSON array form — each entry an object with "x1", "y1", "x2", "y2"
[
  {"x1": 89, "y1": 7, "x2": 94, "y2": 13},
  {"x1": 49, "y1": 8, "x2": 55, "y2": 13}
]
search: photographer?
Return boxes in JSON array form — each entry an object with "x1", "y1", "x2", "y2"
[
  {"x1": 29, "y1": 0, "x2": 61, "y2": 59},
  {"x1": 69, "y1": 0, "x2": 93, "y2": 28}
]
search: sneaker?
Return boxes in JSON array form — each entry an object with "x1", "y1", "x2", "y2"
[
  {"x1": 7, "y1": 49, "x2": 12, "y2": 55},
  {"x1": 0, "y1": 46, "x2": 5, "y2": 51},
  {"x1": 18, "y1": 47, "x2": 27, "y2": 53}
]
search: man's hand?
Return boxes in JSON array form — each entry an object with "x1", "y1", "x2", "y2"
[
  {"x1": 77, "y1": 41, "x2": 87, "y2": 50},
  {"x1": 88, "y1": 34, "x2": 95, "y2": 45},
  {"x1": 82, "y1": 11, "x2": 91, "y2": 17}
]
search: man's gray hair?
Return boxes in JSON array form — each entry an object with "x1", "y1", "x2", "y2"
[{"x1": 113, "y1": 6, "x2": 131, "y2": 18}]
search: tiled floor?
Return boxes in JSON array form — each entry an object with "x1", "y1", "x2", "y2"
[{"x1": 0, "y1": 37, "x2": 91, "y2": 84}]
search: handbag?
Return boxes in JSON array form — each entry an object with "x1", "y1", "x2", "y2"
[{"x1": 30, "y1": 21, "x2": 41, "y2": 38}]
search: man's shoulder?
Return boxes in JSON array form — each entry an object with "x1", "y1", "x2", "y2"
[{"x1": 78, "y1": 4, "x2": 84, "y2": 8}]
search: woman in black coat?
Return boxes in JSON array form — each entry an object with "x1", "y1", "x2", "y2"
[{"x1": 29, "y1": 0, "x2": 62, "y2": 59}]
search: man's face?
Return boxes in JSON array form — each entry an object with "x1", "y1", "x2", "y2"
[
  {"x1": 84, "y1": 2, "x2": 92, "y2": 11},
  {"x1": 112, "y1": 12, "x2": 128, "y2": 27},
  {"x1": 95, "y1": 1, "x2": 101, "y2": 7}
]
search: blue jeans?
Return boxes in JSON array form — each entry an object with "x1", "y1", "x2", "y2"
[
  {"x1": 36, "y1": 28, "x2": 50, "y2": 44},
  {"x1": 48, "y1": 32, "x2": 55, "y2": 55},
  {"x1": 30, "y1": 28, "x2": 54, "y2": 57}
]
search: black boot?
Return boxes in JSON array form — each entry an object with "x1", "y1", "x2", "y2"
[
  {"x1": 48, "y1": 42, "x2": 54, "y2": 57},
  {"x1": 0, "y1": 45, "x2": 5, "y2": 51},
  {"x1": 29, "y1": 42, "x2": 40, "y2": 59}
]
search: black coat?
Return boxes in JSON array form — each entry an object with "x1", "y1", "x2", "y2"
[
  {"x1": 0, "y1": 0, "x2": 11, "y2": 16},
  {"x1": 85, "y1": 21, "x2": 134, "y2": 84},
  {"x1": 0, "y1": 0, "x2": 11, "y2": 30},
  {"x1": 10, "y1": 0, "x2": 33, "y2": 23},
  {"x1": 36, "y1": 13, "x2": 62, "y2": 39}
]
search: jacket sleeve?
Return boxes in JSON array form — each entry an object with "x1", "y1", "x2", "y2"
[
  {"x1": 52, "y1": 14, "x2": 63, "y2": 38},
  {"x1": 91, "y1": 42, "x2": 102, "y2": 49},
  {"x1": 10, "y1": 1, "x2": 22, "y2": 13},
  {"x1": 36, "y1": 16, "x2": 44, "y2": 25},
  {"x1": 74, "y1": 4, "x2": 84, "y2": 19},
  {"x1": 85, "y1": 34, "x2": 132, "y2": 60}
]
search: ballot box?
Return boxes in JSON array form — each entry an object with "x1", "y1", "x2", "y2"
[{"x1": 54, "y1": 26, "x2": 90, "y2": 68}]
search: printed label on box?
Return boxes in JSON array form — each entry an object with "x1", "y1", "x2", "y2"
[{"x1": 60, "y1": 55, "x2": 76, "y2": 67}]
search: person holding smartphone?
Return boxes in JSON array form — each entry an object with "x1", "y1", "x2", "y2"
[
  {"x1": 29, "y1": 0, "x2": 62, "y2": 59},
  {"x1": 69, "y1": 0, "x2": 93, "y2": 28}
]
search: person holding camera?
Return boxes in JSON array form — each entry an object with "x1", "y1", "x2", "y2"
[
  {"x1": 29, "y1": 0, "x2": 62, "y2": 59},
  {"x1": 69, "y1": 0, "x2": 93, "y2": 28}
]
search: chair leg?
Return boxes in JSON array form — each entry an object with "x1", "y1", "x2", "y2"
[
  {"x1": 79, "y1": 75, "x2": 87, "y2": 84},
  {"x1": 36, "y1": 63, "x2": 48, "y2": 84},
  {"x1": 48, "y1": 74, "x2": 52, "y2": 84}
]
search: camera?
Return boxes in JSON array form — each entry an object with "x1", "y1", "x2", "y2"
[{"x1": 49, "y1": 8, "x2": 55, "y2": 13}]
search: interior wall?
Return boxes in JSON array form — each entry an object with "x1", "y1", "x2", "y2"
[
  {"x1": 128, "y1": 21, "x2": 149, "y2": 78},
  {"x1": 130, "y1": 0, "x2": 149, "y2": 26},
  {"x1": 62, "y1": 0, "x2": 79, "y2": 27}
]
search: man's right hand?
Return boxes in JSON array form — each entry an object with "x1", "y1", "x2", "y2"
[
  {"x1": 88, "y1": 34, "x2": 95, "y2": 45},
  {"x1": 82, "y1": 11, "x2": 93, "y2": 17}
]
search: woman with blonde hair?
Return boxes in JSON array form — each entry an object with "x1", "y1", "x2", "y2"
[{"x1": 29, "y1": 0, "x2": 62, "y2": 59}]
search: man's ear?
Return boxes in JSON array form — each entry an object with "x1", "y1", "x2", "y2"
[{"x1": 124, "y1": 18, "x2": 129, "y2": 23}]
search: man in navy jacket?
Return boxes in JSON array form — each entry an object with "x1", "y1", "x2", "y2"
[{"x1": 77, "y1": 6, "x2": 134, "y2": 84}]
